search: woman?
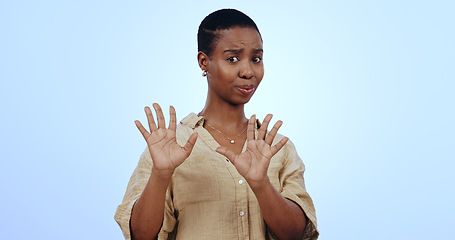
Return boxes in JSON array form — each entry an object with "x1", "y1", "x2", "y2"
[{"x1": 115, "y1": 9, "x2": 318, "y2": 240}]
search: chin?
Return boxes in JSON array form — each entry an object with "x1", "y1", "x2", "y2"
[{"x1": 230, "y1": 96, "x2": 254, "y2": 105}]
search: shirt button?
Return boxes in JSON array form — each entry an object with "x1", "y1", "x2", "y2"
[
  {"x1": 240, "y1": 211, "x2": 245, "y2": 216},
  {"x1": 238, "y1": 180, "x2": 244, "y2": 185}
]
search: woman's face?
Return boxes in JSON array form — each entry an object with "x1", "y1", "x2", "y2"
[{"x1": 205, "y1": 26, "x2": 264, "y2": 105}]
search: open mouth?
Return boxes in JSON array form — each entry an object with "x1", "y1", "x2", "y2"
[{"x1": 236, "y1": 85, "x2": 255, "y2": 95}]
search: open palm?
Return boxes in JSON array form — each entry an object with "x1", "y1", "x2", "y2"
[
  {"x1": 216, "y1": 114, "x2": 288, "y2": 184},
  {"x1": 136, "y1": 103, "x2": 198, "y2": 176}
]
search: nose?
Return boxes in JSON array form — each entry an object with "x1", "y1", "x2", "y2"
[{"x1": 239, "y1": 61, "x2": 254, "y2": 79}]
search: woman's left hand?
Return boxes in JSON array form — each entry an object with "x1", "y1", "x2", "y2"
[{"x1": 216, "y1": 114, "x2": 288, "y2": 188}]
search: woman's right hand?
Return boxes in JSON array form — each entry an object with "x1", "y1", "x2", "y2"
[{"x1": 135, "y1": 103, "x2": 198, "y2": 178}]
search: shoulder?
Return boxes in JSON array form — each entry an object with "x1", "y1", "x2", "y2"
[
  {"x1": 270, "y1": 133, "x2": 304, "y2": 169},
  {"x1": 273, "y1": 133, "x2": 298, "y2": 156},
  {"x1": 175, "y1": 112, "x2": 201, "y2": 145}
]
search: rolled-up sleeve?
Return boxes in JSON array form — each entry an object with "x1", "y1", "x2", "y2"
[
  {"x1": 279, "y1": 141, "x2": 319, "y2": 240},
  {"x1": 114, "y1": 149, "x2": 177, "y2": 240}
]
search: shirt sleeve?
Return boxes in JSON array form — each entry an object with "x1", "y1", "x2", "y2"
[
  {"x1": 279, "y1": 140, "x2": 319, "y2": 240},
  {"x1": 114, "y1": 148, "x2": 177, "y2": 240}
]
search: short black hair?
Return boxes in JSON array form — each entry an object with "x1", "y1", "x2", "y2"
[{"x1": 197, "y1": 9, "x2": 261, "y2": 57}]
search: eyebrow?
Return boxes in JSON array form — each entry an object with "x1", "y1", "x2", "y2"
[
  {"x1": 224, "y1": 49, "x2": 242, "y2": 54},
  {"x1": 223, "y1": 48, "x2": 263, "y2": 53}
]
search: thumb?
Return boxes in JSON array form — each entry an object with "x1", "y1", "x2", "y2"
[
  {"x1": 216, "y1": 146, "x2": 237, "y2": 164},
  {"x1": 183, "y1": 132, "x2": 198, "y2": 153}
]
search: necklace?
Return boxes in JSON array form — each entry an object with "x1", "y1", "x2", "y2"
[{"x1": 205, "y1": 121, "x2": 247, "y2": 144}]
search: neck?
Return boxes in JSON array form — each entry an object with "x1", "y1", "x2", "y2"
[{"x1": 198, "y1": 97, "x2": 248, "y2": 130}]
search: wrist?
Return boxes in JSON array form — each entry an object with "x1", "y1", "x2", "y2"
[
  {"x1": 151, "y1": 167, "x2": 174, "y2": 181},
  {"x1": 247, "y1": 176, "x2": 272, "y2": 192}
]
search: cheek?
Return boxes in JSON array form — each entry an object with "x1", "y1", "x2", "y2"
[
  {"x1": 212, "y1": 60, "x2": 233, "y2": 76},
  {"x1": 254, "y1": 65, "x2": 264, "y2": 80},
  {"x1": 217, "y1": 64, "x2": 238, "y2": 79}
]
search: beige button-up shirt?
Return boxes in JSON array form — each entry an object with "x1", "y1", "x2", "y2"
[{"x1": 115, "y1": 113, "x2": 319, "y2": 240}]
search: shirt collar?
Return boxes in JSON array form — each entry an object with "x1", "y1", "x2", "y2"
[
  {"x1": 180, "y1": 113, "x2": 261, "y2": 130},
  {"x1": 180, "y1": 113, "x2": 204, "y2": 129}
]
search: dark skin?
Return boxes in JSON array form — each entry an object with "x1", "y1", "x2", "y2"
[
  {"x1": 197, "y1": 26, "x2": 264, "y2": 154},
  {"x1": 131, "y1": 26, "x2": 307, "y2": 240}
]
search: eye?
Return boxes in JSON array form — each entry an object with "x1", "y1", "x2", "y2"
[
  {"x1": 227, "y1": 56, "x2": 239, "y2": 63},
  {"x1": 252, "y1": 56, "x2": 262, "y2": 63}
]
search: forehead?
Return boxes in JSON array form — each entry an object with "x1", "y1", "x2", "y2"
[{"x1": 214, "y1": 27, "x2": 263, "y2": 52}]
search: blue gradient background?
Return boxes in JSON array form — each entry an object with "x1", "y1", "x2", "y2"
[{"x1": 1, "y1": 1, "x2": 453, "y2": 239}]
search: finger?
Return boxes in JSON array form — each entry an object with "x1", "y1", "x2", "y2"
[
  {"x1": 145, "y1": 106, "x2": 158, "y2": 132},
  {"x1": 265, "y1": 120, "x2": 283, "y2": 145},
  {"x1": 271, "y1": 137, "x2": 288, "y2": 156},
  {"x1": 153, "y1": 103, "x2": 166, "y2": 129},
  {"x1": 183, "y1": 132, "x2": 198, "y2": 153},
  {"x1": 216, "y1": 146, "x2": 237, "y2": 164},
  {"x1": 169, "y1": 105, "x2": 177, "y2": 131},
  {"x1": 257, "y1": 114, "x2": 273, "y2": 140},
  {"x1": 135, "y1": 120, "x2": 150, "y2": 140},
  {"x1": 247, "y1": 115, "x2": 256, "y2": 141}
]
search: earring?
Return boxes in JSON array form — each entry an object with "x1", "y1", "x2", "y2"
[{"x1": 202, "y1": 70, "x2": 207, "y2": 77}]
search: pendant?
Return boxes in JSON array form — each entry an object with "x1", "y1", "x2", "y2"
[{"x1": 230, "y1": 140, "x2": 235, "y2": 144}]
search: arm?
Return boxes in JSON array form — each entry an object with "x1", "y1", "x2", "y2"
[
  {"x1": 130, "y1": 168, "x2": 172, "y2": 240},
  {"x1": 131, "y1": 104, "x2": 198, "y2": 240},
  {"x1": 249, "y1": 178, "x2": 306, "y2": 240},
  {"x1": 216, "y1": 114, "x2": 306, "y2": 240}
]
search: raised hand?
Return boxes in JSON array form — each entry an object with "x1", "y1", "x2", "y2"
[
  {"x1": 135, "y1": 103, "x2": 198, "y2": 177},
  {"x1": 216, "y1": 114, "x2": 288, "y2": 187}
]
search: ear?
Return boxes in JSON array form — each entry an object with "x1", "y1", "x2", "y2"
[{"x1": 197, "y1": 51, "x2": 209, "y2": 71}]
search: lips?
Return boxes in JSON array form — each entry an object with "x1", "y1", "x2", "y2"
[{"x1": 236, "y1": 85, "x2": 255, "y2": 95}]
